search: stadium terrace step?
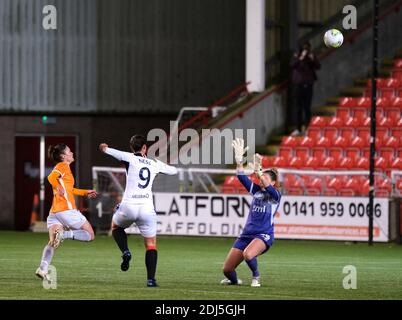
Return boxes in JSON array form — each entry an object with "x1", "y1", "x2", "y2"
[
  {"x1": 340, "y1": 86, "x2": 366, "y2": 97},
  {"x1": 265, "y1": 145, "x2": 280, "y2": 156},
  {"x1": 325, "y1": 97, "x2": 340, "y2": 105},
  {"x1": 255, "y1": 145, "x2": 274, "y2": 156},
  {"x1": 313, "y1": 105, "x2": 337, "y2": 117},
  {"x1": 354, "y1": 78, "x2": 370, "y2": 87},
  {"x1": 269, "y1": 135, "x2": 284, "y2": 144},
  {"x1": 367, "y1": 68, "x2": 392, "y2": 78}
]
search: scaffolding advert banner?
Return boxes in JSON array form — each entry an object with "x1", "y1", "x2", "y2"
[{"x1": 125, "y1": 193, "x2": 389, "y2": 242}]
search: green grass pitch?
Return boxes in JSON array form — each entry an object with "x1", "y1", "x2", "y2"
[{"x1": 0, "y1": 231, "x2": 401, "y2": 300}]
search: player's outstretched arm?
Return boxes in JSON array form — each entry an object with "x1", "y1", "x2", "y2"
[
  {"x1": 155, "y1": 158, "x2": 178, "y2": 175},
  {"x1": 73, "y1": 188, "x2": 98, "y2": 199},
  {"x1": 99, "y1": 143, "x2": 132, "y2": 162}
]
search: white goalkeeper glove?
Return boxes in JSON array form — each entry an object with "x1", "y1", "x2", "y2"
[
  {"x1": 248, "y1": 153, "x2": 263, "y2": 177},
  {"x1": 231, "y1": 138, "x2": 249, "y2": 165}
]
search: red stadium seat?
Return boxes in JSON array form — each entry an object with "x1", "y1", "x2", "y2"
[
  {"x1": 283, "y1": 174, "x2": 304, "y2": 195},
  {"x1": 357, "y1": 97, "x2": 372, "y2": 108},
  {"x1": 308, "y1": 116, "x2": 328, "y2": 141},
  {"x1": 380, "y1": 148, "x2": 395, "y2": 165},
  {"x1": 340, "y1": 127, "x2": 355, "y2": 141},
  {"x1": 312, "y1": 136, "x2": 331, "y2": 160},
  {"x1": 299, "y1": 136, "x2": 315, "y2": 148},
  {"x1": 303, "y1": 156, "x2": 320, "y2": 169},
  {"x1": 338, "y1": 157, "x2": 354, "y2": 170},
  {"x1": 309, "y1": 116, "x2": 329, "y2": 127},
  {"x1": 278, "y1": 147, "x2": 294, "y2": 160},
  {"x1": 328, "y1": 117, "x2": 344, "y2": 128},
  {"x1": 344, "y1": 116, "x2": 362, "y2": 127},
  {"x1": 325, "y1": 177, "x2": 344, "y2": 196},
  {"x1": 375, "y1": 176, "x2": 392, "y2": 197},
  {"x1": 376, "y1": 97, "x2": 392, "y2": 109},
  {"x1": 392, "y1": 60, "x2": 402, "y2": 81},
  {"x1": 328, "y1": 137, "x2": 347, "y2": 161},
  {"x1": 391, "y1": 118, "x2": 402, "y2": 138},
  {"x1": 350, "y1": 136, "x2": 368, "y2": 148},
  {"x1": 391, "y1": 157, "x2": 402, "y2": 170},
  {"x1": 295, "y1": 137, "x2": 314, "y2": 160},
  {"x1": 384, "y1": 136, "x2": 399, "y2": 148},
  {"x1": 288, "y1": 157, "x2": 303, "y2": 169},
  {"x1": 305, "y1": 177, "x2": 323, "y2": 195},
  {"x1": 307, "y1": 128, "x2": 322, "y2": 141},
  {"x1": 375, "y1": 157, "x2": 388, "y2": 171},
  {"x1": 384, "y1": 108, "x2": 401, "y2": 124},
  {"x1": 315, "y1": 136, "x2": 331, "y2": 148},
  {"x1": 294, "y1": 148, "x2": 310, "y2": 162},
  {"x1": 396, "y1": 179, "x2": 402, "y2": 196},
  {"x1": 378, "y1": 116, "x2": 393, "y2": 129},
  {"x1": 262, "y1": 156, "x2": 274, "y2": 168},
  {"x1": 359, "y1": 179, "x2": 370, "y2": 195},
  {"x1": 283, "y1": 174, "x2": 297, "y2": 189},
  {"x1": 337, "y1": 108, "x2": 350, "y2": 123},
  {"x1": 272, "y1": 156, "x2": 286, "y2": 168},
  {"x1": 323, "y1": 117, "x2": 343, "y2": 141},
  {"x1": 354, "y1": 157, "x2": 369, "y2": 170},
  {"x1": 395, "y1": 59, "x2": 402, "y2": 68},
  {"x1": 391, "y1": 97, "x2": 402, "y2": 109},
  {"x1": 221, "y1": 176, "x2": 241, "y2": 194},
  {"x1": 282, "y1": 136, "x2": 300, "y2": 147},
  {"x1": 341, "y1": 177, "x2": 361, "y2": 196},
  {"x1": 319, "y1": 157, "x2": 337, "y2": 170},
  {"x1": 357, "y1": 128, "x2": 370, "y2": 142},
  {"x1": 345, "y1": 148, "x2": 361, "y2": 161},
  {"x1": 367, "y1": 78, "x2": 388, "y2": 89},
  {"x1": 377, "y1": 128, "x2": 389, "y2": 142},
  {"x1": 339, "y1": 97, "x2": 358, "y2": 108}
]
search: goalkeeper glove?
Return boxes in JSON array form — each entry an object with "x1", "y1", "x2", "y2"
[
  {"x1": 248, "y1": 153, "x2": 263, "y2": 177},
  {"x1": 231, "y1": 138, "x2": 249, "y2": 165}
]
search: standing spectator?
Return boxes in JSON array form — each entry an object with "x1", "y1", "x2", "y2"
[{"x1": 290, "y1": 41, "x2": 321, "y2": 136}]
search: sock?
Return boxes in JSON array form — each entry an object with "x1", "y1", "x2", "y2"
[
  {"x1": 145, "y1": 249, "x2": 158, "y2": 280},
  {"x1": 224, "y1": 270, "x2": 239, "y2": 284},
  {"x1": 39, "y1": 245, "x2": 54, "y2": 272},
  {"x1": 112, "y1": 227, "x2": 129, "y2": 253},
  {"x1": 64, "y1": 230, "x2": 92, "y2": 241},
  {"x1": 245, "y1": 257, "x2": 260, "y2": 278}
]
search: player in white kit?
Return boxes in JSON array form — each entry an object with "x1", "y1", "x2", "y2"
[{"x1": 99, "y1": 135, "x2": 177, "y2": 287}]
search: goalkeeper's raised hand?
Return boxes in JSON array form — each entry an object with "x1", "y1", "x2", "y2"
[
  {"x1": 231, "y1": 138, "x2": 249, "y2": 165},
  {"x1": 248, "y1": 153, "x2": 263, "y2": 177}
]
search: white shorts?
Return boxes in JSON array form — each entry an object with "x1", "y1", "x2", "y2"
[
  {"x1": 47, "y1": 209, "x2": 87, "y2": 230},
  {"x1": 112, "y1": 202, "x2": 157, "y2": 238}
]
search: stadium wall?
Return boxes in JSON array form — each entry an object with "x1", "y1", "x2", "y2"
[
  {"x1": 0, "y1": 0, "x2": 245, "y2": 114},
  {"x1": 0, "y1": 114, "x2": 173, "y2": 229}
]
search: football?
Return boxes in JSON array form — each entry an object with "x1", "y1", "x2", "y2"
[{"x1": 323, "y1": 29, "x2": 344, "y2": 48}]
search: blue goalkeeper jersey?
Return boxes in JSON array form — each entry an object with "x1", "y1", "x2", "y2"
[{"x1": 237, "y1": 174, "x2": 281, "y2": 237}]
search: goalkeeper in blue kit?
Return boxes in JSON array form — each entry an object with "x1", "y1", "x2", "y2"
[{"x1": 221, "y1": 138, "x2": 281, "y2": 287}]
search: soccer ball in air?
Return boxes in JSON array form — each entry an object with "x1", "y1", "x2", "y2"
[{"x1": 323, "y1": 29, "x2": 344, "y2": 48}]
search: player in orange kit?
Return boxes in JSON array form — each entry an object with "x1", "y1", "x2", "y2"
[{"x1": 35, "y1": 143, "x2": 98, "y2": 280}]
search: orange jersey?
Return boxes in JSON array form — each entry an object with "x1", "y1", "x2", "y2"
[{"x1": 47, "y1": 162, "x2": 88, "y2": 213}]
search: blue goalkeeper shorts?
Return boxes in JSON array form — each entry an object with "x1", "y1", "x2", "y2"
[{"x1": 233, "y1": 234, "x2": 273, "y2": 254}]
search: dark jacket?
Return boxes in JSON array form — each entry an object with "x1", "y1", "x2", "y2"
[{"x1": 290, "y1": 53, "x2": 321, "y2": 85}]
